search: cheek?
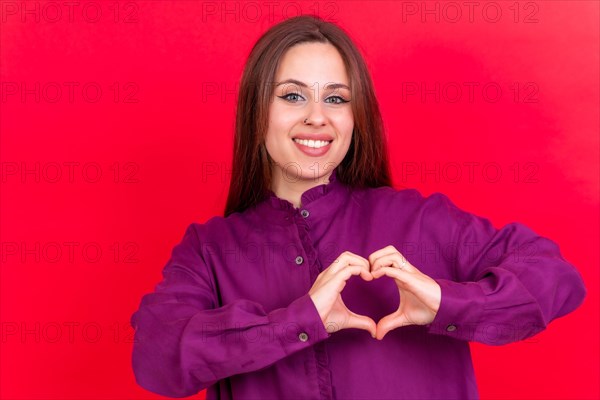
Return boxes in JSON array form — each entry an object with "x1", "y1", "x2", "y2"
[
  {"x1": 265, "y1": 107, "x2": 295, "y2": 153},
  {"x1": 331, "y1": 111, "x2": 354, "y2": 138},
  {"x1": 268, "y1": 104, "x2": 298, "y2": 133}
]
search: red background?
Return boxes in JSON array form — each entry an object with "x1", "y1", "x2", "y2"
[{"x1": 1, "y1": 1, "x2": 598, "y2": 399}]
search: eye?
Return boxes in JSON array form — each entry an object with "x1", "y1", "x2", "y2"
[
  {"x1": 278, "y1": 92, "x2": 305, "y2": 103},
  {"x1": 324, "y1": 95, "x2": 350, "y2": 104}
]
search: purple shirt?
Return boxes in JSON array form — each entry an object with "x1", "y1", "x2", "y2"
[{"x1": 130, "y1": 169, "x2": 586, "y2": 399}]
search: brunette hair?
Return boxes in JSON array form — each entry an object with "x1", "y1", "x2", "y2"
[{"x1": 224, "y1": 15, "x2": 392, "y2": 217}]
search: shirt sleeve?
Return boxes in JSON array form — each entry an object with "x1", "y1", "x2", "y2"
[
  {"x1": 424, "y1": 194, "x2": 587, "y2": 345},
  {"x1": 130, "y1": 223, "x2": 331, "y2": 398}
]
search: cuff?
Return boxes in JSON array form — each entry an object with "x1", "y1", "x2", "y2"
[
  {"x1": 425, "y1": 278, "x2": 485, "y2": 342},
  {"x1": 268, "y1": 293, "x2": 332, "y2": 355}
]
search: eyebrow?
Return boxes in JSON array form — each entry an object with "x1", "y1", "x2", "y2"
[{"x1": 275, "y1": 79, "x2": 350, "y2": 91}]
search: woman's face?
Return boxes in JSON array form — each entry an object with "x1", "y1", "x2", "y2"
[{"x1": 265, "y1": 42, "x2": 354, "y2": 186}]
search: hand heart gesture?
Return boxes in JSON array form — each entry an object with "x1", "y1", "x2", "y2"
[
  {"x1": 369, "y1": 245, "x2": 441, "y2": 340},
  {"x1": 308, "y1": 246, "x2": 441, "y2": 340}
]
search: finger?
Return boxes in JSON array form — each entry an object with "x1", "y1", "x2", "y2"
[
  {"x1": 371, "y1": 265, "x2": 410, "y2": 284},
  {"x1": 376, "y1": 312, "x2": 414, "y2": 340},
  {"x1": 333, "y1": 265, "x2": 373, "y2": 281},
  {"x1": 323, "y1": 265, "x2": 368, "y2": 296},
  {"x1": 337, "y1": 296, "x2": 377, "y2": 338},
  {"x1": 329, "y1": 252, "x2": 368, "y2": 271},
  {"x1": 372, "y1": 267, "x2": 441, "y2": 313},
  {"x1": 367, "y1": 245, "x2": 399, "y2": 266},
  {"x1": 314, "y1": 265, "x2": 366, "y2": 306},
  {"x1": 329, "y1": 254, "x2": 372, "y2": 280},
  {"x1": 371, "y1": 253, "x2": 413, "y2": 274},
  {"x1": 344, "y1": 251, "x2": 371, "y2": 267},
  {"x1": 347, "y1": 311, "x2": 377, "y2": 338},
  {"x1": 336, "y1": 265, "x2": 372, "y2": 286}
]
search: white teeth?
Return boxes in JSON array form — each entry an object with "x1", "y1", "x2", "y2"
[{"x1": 293, "y1": 138, "x2": 332, "y2": 148}]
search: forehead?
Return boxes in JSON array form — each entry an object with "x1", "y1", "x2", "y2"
[{"x1": 275, "y1": 42, "x2": 349, "y2": 85}]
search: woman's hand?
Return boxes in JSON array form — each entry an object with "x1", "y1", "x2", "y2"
[
  {"x1": 369, "y1": 245, "x2": 442, "y2": 340},
  {"x1": 309, "y1": 251, "x2": 377, "y2": 338}
]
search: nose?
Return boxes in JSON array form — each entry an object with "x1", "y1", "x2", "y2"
[{"x1": 304, "y1": 98, "x2": 327, "y2": 126}]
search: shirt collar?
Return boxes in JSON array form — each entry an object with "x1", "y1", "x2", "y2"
[{"x1": 254, "y1": 168, "x2": 349, "y2": 224}]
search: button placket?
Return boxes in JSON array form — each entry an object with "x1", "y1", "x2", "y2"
[{"x1": 286, "y1": 204, "x2": 319, "y2": 282}]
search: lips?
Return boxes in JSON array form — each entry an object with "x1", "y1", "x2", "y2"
[
  {"x1": 292, "y1": 137, "x2": 331, "y2": 147},
  {"x1": 292, "y1": 137, "x2": 332, "y2": 157},
  {"x1": 292, "y1": 133, "x2": 334, "y2": 141}
]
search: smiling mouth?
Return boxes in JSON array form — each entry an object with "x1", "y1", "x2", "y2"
[{"x1": 292, "y1": 138, "x2": 333, "y2": 149}]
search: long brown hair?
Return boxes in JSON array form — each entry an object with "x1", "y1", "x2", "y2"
[{"x1": 224, "y1": 15, "x2": 391, "y2": 217}]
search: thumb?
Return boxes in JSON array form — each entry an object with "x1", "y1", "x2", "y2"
[
  {"x1": 347, "y1": 311, "x2": 377, "y2": 338},
  {"x1": 375, "y1": 312, "x2": 404, "y2": 340}
]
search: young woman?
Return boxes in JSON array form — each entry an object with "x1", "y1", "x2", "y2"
[{"x1": 131, "y1": 15, "x2": 587, "y2": 399}]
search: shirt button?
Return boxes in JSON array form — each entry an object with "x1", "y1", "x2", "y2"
[
  {"x1": 446, "y1": 324, "x2": 457, "y2": 332},
  {"x1": 301, "y1": 209, "x2": 309, "y2": 218},
  {"x1": 298, "y1": 332, "x2": 309, "y2": 342},
  {"x1": 295, "y1": 256, "x2": 304, "y2": 265}
]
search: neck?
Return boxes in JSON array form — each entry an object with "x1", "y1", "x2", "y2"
[{"x1": 270, "y1": 168, "x2": 333, "y2": 209}]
